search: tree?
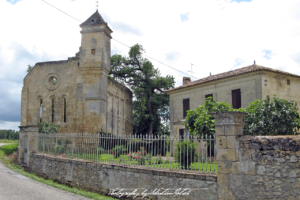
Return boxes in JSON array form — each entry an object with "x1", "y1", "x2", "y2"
[
  {"x1": 27, "y1": 64, "x2": 33, "y2": 73},
  {"x1": 184, "y1": 97, "x2": 240, "y2": 137},
  {"x1": 110, "y1": 44, "x2": 175, "y2": 135},
  {"x1": 243, "y1": 95, "x2": 300, "y2": 135}
]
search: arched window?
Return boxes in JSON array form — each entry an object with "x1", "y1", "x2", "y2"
[
  {"x1": 64, "y1": 97, "x2": 66, "y2": 122},
  {"x1": 51, "y1": 98, "x2": 55, "y2": 122},
  {"x1": 39, "y1": 98, "x2": 43, "y2": 122}
]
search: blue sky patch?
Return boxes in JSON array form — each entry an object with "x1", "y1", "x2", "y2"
[
  {"x1": 262, "y1": 50, "x2": 273, "y2": 60},
  {"x1": 180, "y1": 13, "x2": 189, "y2": 22},
  {"x1": 231, "y1": 0, "x2": 252, "y2": 3},
  {"x1": 166, "y1": 52, "x2": 181, "y2": 61},
  {"x1": 234, "y1": 58, "x2": 243, "y2": 67},
  {"x1": 6, "y1": 0, "x2": 22, "y2": 5}
]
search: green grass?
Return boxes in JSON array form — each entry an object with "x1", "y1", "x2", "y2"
[
  {"x1": 0, "y1": 139, "x2": 19, "y2": 143},
  {"x1": 0, "y1": 143, "x2": 18, "y2": 155},
  {"x1": 65, "y1": 153, "x2": 217, "y2": 172}
]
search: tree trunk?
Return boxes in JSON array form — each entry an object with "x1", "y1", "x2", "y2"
[{"x1": 147, "y1": 90, "x2": 153, "y2": 136}]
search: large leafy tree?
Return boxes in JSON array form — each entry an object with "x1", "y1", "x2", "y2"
[
  {"x1": 110, "y1": 44, "x2": 175, "y2": 135},
  {"x1": 243, "y1": 95, "x2": 300, "y2": 135}
]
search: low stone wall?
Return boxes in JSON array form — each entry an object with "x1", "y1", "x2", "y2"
[
  {"x1": 212, "y1": 112, "x2": 300, "y2": 200},
  {"x1": 29, "y1": 153, "x2": 217, "y2": 200},
  {"x1": 232, "y1": 135, "x2": 300, "y2": 200}
]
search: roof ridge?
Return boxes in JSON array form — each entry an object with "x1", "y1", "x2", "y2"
[
  {"x1": 80, "y1": 10, "x2": 107, "y2": 27},
  {"x1": 166, "y1": 64, "x2": 300, "y2": 93}
]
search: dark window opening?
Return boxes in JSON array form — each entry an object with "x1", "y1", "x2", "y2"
[
  {"x1": 183, "y1": 98, "x2": 190, "y2": 118},
  {"x1": 205, "y1": 94, "x2": 213, "y2": 101},
  {"x1": 179, "y1": 129, "x2": 185, "y2": 141},
  {"x1": 40, "y1": 99, "x2": 43, "y2": 122},
  {"x1": 232, "y1": 89, "x2": 241, "y2": 109},
  {"x1": 91, "y1": 49, "x2": 95, "y2": 55},
  {"x1": 287, "y1": 80, "x2": 290, "y2": 85},
  {"x1": 64, "y1": 98, "x2": 66, "y2": 123},
  {"x1": 51, "y1": 98, "x2": 55, "y2": 122}
]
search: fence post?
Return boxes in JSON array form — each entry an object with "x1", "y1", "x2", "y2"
[
  {"x1": 18, "y1": 125, "x2": 39, "y2": 166},
  {"x1": 210, "y1": 112, "x2": 247, "y2": 200}
]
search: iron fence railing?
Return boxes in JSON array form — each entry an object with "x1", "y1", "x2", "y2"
[{"x1": 35, "y1": 133, "x2": 216, "y2": 173}]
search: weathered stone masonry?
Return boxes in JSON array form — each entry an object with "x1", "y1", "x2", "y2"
[
  {"x1": 20, "y1": 11, "x2": 133, "y2": 135},
  {"x1": 29, "y1": 154, "x2": 217, "y2": 200},
  {"x1": 212, "y1": 112, "x2": 300, "y2": 200},
  {"x1": 20, "y1": 112, "x2": 300, "y2": 200}
]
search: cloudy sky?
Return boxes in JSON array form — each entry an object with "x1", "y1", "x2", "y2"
[{"x1": 1, "y1": 0, "x2": 300, "y2": 131}]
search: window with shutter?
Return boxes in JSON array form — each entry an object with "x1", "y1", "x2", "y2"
[
  {"x1": 179, "y1": 129, "x2": 184, "y2": 141},
  {"x1": 232, "y1": 89, "x2": 241, "y2": 109},
  {"x1": 183, "y1": 98, "x2": 190, "y2": 118},
  {"x1": 205, "y1": 94, "x2": 213, "y2": 101}
]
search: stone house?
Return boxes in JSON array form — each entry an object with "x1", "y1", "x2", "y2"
[
  {"x1": 165, "y1": 63, "x2": 300, "y2": 138},
  {"x1": 20, "y1": 11, "x2": 133, "y2": 135}
]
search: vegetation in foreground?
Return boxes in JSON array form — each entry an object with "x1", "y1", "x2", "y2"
[{"x1": 0, "y1": 144, "x2": 117, "y2": 200}]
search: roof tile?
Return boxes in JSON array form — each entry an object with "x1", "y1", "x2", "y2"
[{"x1": 166, "y1": 64, "x2": 300, "y2": 93}]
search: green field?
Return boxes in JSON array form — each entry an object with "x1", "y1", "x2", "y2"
[{"x1": 0, "y1": 139, "x2": 19, "y2": 143}]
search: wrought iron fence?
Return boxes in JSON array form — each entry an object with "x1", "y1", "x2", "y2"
[{"x1": 35, "y1": 133, "x2": 216, "y2": 173}]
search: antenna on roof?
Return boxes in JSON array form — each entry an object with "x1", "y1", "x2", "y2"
[
  {"x1": 96, "y1": 1, "x2": 98, "y2": 11},
  {"x1": 188, "y1": 63, "x2": 197, "y2": 81}
]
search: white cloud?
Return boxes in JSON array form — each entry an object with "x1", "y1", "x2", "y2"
[
  {"x1": 0, "y1": 120, "x2": 20, "y2": 131},
  {"x1": 1, "y1": 0, "x2": 300, "y2": 129}
]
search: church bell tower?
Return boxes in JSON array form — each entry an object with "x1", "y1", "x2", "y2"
[{"x1": 76, "y1": 11, "x2": 113, "y2": 133}]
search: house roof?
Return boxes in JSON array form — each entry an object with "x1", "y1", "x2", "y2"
[
  {"x1": 80, "y1": 10, "x2": 107, "y2": 26},
  {"x1": 165, "y1": 64, "x2": 300, "y2": 93}
]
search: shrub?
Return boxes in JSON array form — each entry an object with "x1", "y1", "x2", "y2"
[
  {"x1": 243, "y1": 95, "x2": 300, "y2": 135},
  {"x1": 0, "y1": 143, "x2": 18, "y2": 155},
  {"x1": 184, "y1": 97, "x2": 240, "y2": 137},
  {"x1": 54, "y1": 145, "x2": 65, "y2": 154},
  {"x1": 111, "y1": 145, "x2": 127, "y2": 158},
  {"x1": 96, "y1": 147, "x2": 105, "y2": 154},
  {"x1": 174, "y1": 140, "x2": 197, "y2": 169},
  {"x1": 38, "y1": 121, "x2": 60, "y2": 134}
]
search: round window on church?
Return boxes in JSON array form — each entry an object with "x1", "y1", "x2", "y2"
[
  {"x1": 46, "y1": 74, "x2": 60, "y2": 91},
  {"x1": 50, "y1": 77, "x2": 57, "y2": 85},
  {"x1": 90, "y1": 18, "x2": 96, "y2": 23}
]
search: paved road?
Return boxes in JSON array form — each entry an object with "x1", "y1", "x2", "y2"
[{"x1": 0, "y1": 143, "x2": 91, "y2": 200}]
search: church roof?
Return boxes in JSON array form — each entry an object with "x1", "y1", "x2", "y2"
[
  {"x1": 165, "y1": 64, "x2": 300, "y2": 93},
  {"x1": 80, "y1": 10, "x2": 107, "y2": 26}
]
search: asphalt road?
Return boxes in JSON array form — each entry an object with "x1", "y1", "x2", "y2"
[{"x1": 0, "y1": 143, "x2": 91, "y2": 200}]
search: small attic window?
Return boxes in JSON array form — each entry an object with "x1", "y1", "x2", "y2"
[
  {"x1": 90, "y1": 18, "x2": 96, "y2": 23},
  {"x1": 287, "y1": 80, "x2": 291, "y2": 85}
]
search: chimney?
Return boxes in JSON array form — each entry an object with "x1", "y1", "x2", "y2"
[{"x1": 183, "y1": 77, "x2": 191, "y2": 85}]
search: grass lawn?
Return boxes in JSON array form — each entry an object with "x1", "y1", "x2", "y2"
[
  {"x1": 0, "y1": 139, "x2": 19, "y2": 143},
  {"x1": 63, "y1": 153, "x2": 217, "y2": 172}
]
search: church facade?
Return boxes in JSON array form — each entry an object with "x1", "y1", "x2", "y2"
[{"x1": 20, "y1": 11, "x2": 133, "y2": 135}]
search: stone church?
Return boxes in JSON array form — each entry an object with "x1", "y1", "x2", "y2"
[{"x1": 20, "y1": 11, "x2": 133, "y2": 135}]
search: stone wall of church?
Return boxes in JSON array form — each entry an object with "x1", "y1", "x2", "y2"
[
  {"x1": 106, "y1": 79, "x2": 132, "y2": 135},
  {"x1": 21, "y1": 58, "x2": 132, "y2": 135}
]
